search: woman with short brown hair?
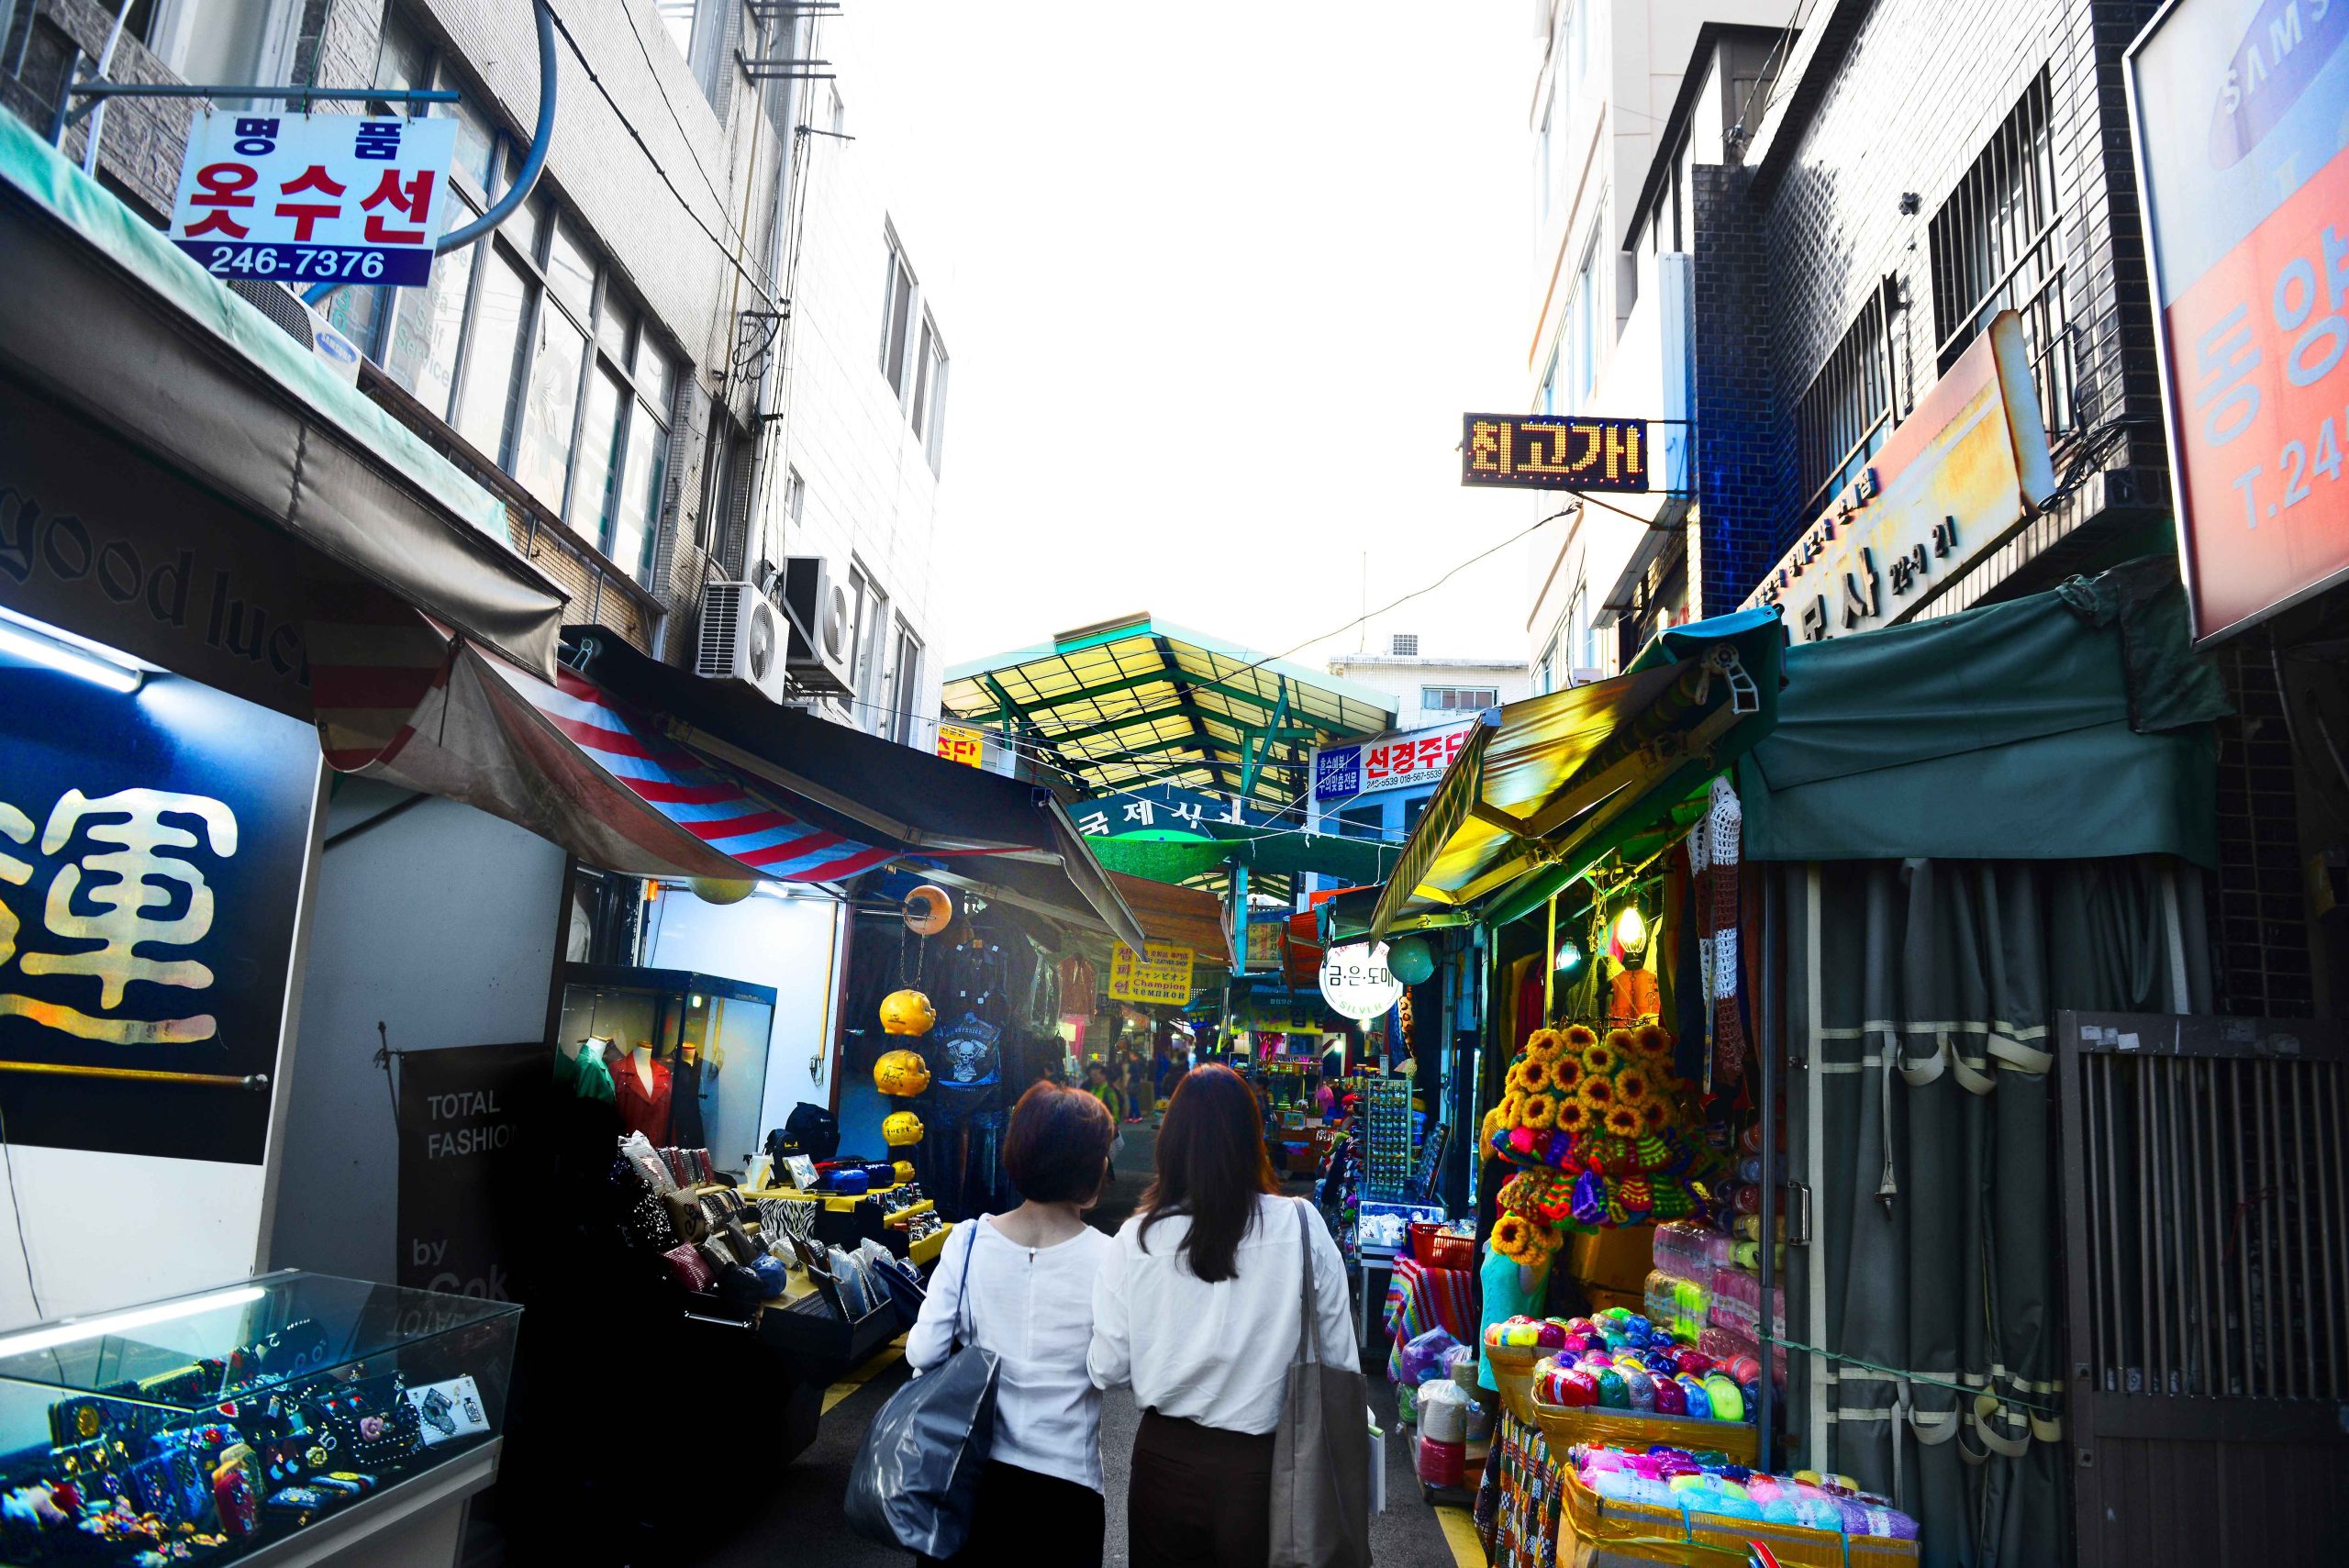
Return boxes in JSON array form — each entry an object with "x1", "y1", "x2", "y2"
[{"x1": 905, "y1": 1080, "x2": 1117, "y2": 1566}]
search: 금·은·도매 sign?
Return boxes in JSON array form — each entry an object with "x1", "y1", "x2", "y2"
[
  {"x1": 169, "y1": 110, "x2": 459, "y2": 288},
  {"x1": 1319, "y1": 941, "x2": 1403, "y2": 1021},
  {"x1": 1462, "y1": 414, "x2": 1650, "y2": 492}
]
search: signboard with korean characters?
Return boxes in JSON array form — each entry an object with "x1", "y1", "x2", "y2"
[
  {"x1": 1313, "y1": 720, "x2": 1474, "y2": 801},
  {"x1": 1319, "y1": 941, "x2": 1402, "y2": 1021},
  {"x1": 1070, "y1": 782, "x2": 1270, "y2": 838},
  {"x1": 168, "y1": 110, "x2": 459, "y2": 287},
  {"x1": 1107, "y1": 942, "x2": 1195, "y2": 1006},
  {"x1": 1742, "y1": 311, "x2": 2056, "y2": 641},
  {"x1": 2128, "y1": 0, "x2": 2349, "y2": 641},
  {"x1": 1462, "y1": 414, "x2": 1651, "y2": 492},
  {"x1": 935, "y1": 721, "x2": 985, "y2": 768}
]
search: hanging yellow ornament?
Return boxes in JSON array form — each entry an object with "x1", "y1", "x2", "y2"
[
  {"x1": 883, "y1": 1110, "x2": 926, "y2": 1147},
  {"x1": 874, "y1": 1048, "x2": 931, "y2": 1097},
  {"x1": 879, "y1": 988, "x2": 937, "y2": 1037}
]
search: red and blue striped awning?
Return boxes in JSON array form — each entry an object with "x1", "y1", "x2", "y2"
[{"x1": 307, "y1": 599, "x2": 896, "y2": 884}]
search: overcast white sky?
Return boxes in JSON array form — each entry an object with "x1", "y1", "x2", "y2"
[{"x1": 832, "y1": 3, "x2": 1543, "y2": 676}]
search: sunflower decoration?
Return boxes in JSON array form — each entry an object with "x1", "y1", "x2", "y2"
[
  {"x1": 1509, "y1": 1058, "x2": 1553, "y2": 1096},
  {"x1": 1523, "y1": 1028, "x2": 1565, "y2": 1065},
  {"x1": 1582, "y1": 1037, "x2": 1620, "y2": 1076},
  {"x1": 1550, "y1": 1055, "x2": 1583, "y2": 1095},
  {"x1": 1641, "y1": 1098, "x2": 1672, "y2": 1133},
  {"x1": 1603, "y1": 1103, "x2": 1642, "y2": 1140},
  {"x1": 1555, "y1": 1099, "x2": 1592, "y2": 1137},
  {"x1": 1577, "y1": 1073, "x2": 1615, "y2": 1111},
  {"x1": 1563, "y1": 1023, "x2": 1599, "y2": 1050},
  {"x1": 1490, "y1": 1213, "x2": 1555, "y2": 1266},
  {"x1": 1631, "y1": 1022, "x2": 1674, "y2": 1062},
  {"x1": 1521, "y1": 1093, "x2": 1558, "y2": 1130},
  {"x1": 1614, "y1": 1066, "x2": 1653, "y2": 1108}
]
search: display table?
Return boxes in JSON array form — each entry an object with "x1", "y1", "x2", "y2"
[{"x1": 234, "y1": 1440, "x2": 499, "y2": 1568}]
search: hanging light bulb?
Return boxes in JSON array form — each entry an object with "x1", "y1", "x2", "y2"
[
  {"x1": 1553, "y1": 938, "x2": 1584, "y2": 973},
  {"x1": 1615, "y1": 901, "x2": 1648, "y2": 952}
]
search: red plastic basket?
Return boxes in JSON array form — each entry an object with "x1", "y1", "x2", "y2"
[{"x1": 1409, "y1": 1222, "x2": 1476, "y2": 1270}]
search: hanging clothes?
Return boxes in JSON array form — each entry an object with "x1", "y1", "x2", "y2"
[
  {"x1": 668, "y1": 1050, "x2": 706, "y2": 1148},
  {"x1": 611, "y1": 1053, "x2": 674, "y2": 1145},
  {"x1": 1058, "y1": 953, "x2": 1097, "y2": 1016},
  {"x1": 554, "y1": 1041, "x2": 617, "y2": 1104}
]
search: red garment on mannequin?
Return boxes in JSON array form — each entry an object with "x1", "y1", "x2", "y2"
[
  {"x1": 1609, "y1": 965, "x2": 1661, "y2": 1028},
  {"x1": 612, "y1": 1054, "x2": 674, "y2": 1143}
]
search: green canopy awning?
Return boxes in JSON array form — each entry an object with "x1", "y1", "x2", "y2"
[
  {"x1": 1734, "y1": 579, "x2": 2221, "y2": 865},
  {"x1": 1086, "y1": 827, "x2": 1405, "y2": 888},
  {"x1": 1364, "y1": 609, "x2": 1786, "y2": 942}
]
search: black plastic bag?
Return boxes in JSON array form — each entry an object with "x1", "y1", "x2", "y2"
[{"x1": 842, "y1": 1226, "x2": 996, "y2": 1555}]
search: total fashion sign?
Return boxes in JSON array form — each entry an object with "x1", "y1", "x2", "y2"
[
  {"x1": 1744, "y1": 312, "x2": 2056, "y2": 640},
  {"x1": 2128, "y1": 0, "x2": 2349, "y2": 641},
  {"x1": 1313, "y1": 721, "x2": 1473, "y2": 801}
]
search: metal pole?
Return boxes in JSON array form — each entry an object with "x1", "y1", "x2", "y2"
[
  {"x1": 1754, "y1": 874, "x2": 1780, "y2": 1467},
  {"x1": 305, "y1": 0, "x2": 556, "y2": 305},
  {"x1": 1543, "y1": 892, "x2": 1558, "y2": 1020}
]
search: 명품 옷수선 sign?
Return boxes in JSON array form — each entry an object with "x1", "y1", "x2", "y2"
[
  {"x1": 168, "y1": 110, "x2": 460, "y2": 287},
  {"x1": 1462, "y1": 414, "x2": 1650, "y2": 492}
]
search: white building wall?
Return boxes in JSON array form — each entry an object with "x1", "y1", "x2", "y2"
[
  {"x1": 1323, "y1": 655, "x2": 1532, "y2": 731},
  {"x1": 750, "y1": 79, "x2": 949, "y2": 742}
]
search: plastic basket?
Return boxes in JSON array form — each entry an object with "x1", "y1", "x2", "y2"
[
  {"x1": 1557, "y1": 1465, "x2": 1920, "y2": 1568},
  {"x1": 1530, "y1": 1397, "x2": 1760, "y2": 1465},
  {"x1": 1408, "y1": 1221, "x2": 1476, "y2": 1270},
  {"x1": 1485, "y1": 1341, "x2": 1545, "y2": 1427}
]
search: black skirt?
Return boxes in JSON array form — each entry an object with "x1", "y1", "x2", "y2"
[{"x1": 917, "y1": 1459, "x2": 1105, "y2": 1568}]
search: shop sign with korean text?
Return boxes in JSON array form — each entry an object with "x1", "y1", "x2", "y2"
[
  {"x1": 1319, "y1": 941, "x2": 1402, "y2": 1021},
  {"x1": 1462, "y1": 414, "x2": 1650, "y2": 492},
  {"x1": 2128, "y1": 0, "x2": 2349, "y2": 641},
  {"x1": 1071, "y1": 782, "x2": 1270, "y2": 838},
  {"x1": 1107, "y1": 941, "x2": 1194, "y2": 1006},
  {"x1": 1742, "y1": 311, "x2": 2055, "y2": 641},
  {"x1": 935, "y1": 721, "x2": 985, "y2": 768},
  {"x1": 1313, "y1": 720, "x2": 1473, "y2": 801},
  {"x1": 168, "y1": 111, "x2": 458, "y2": 287}
]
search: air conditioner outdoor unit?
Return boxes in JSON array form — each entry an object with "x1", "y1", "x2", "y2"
[
  {"x1": 778, "y1": 555, "x2": 855, "y2": 695},
  {"x1": 224, "y1": 280, "x2": 363, "y2": 385},
  {"x1": 694, "y1": 580, "x2": 789, "y2": 702}
]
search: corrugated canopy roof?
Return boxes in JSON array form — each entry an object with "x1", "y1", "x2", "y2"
[{"x1": 942, "y1": 613, "x2": 1397, "y2": 810}]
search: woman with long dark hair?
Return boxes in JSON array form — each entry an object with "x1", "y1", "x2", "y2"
[{"x1": 1087, "y1": 1063, "x2": 1357, "y2": 1567}]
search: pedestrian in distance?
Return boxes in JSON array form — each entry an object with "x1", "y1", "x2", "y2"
[
  {"x1": 1087, "y1": 1063, "x2": 1359, "y2": 1568},
  {"x1": 903, "y1": 1081, "x2": 1119, "y2": 1567}
]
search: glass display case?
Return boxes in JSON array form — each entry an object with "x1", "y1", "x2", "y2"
[
  {"x1": 0, "y1": 1271, "x2": 518, "y2": 1564},
  {"x1": 556, "y1": 963, "x2": 777, "y2": 1177}
]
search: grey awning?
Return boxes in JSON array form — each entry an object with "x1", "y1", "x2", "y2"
[{"x1": 0, "y1": 112, "x2": 565, "y2": 677}]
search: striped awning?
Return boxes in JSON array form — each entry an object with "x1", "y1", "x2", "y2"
[{"x1": 308, "y1": 599, "x2": 896, "y2": 884}]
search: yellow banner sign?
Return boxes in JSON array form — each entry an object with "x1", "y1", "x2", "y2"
[
  {"x1": 935, "y1": 722, "x2": 985, "y2": 768},
  {"x1": 1107, "y1": 942, "x2": 1194, "y2": 1006}
]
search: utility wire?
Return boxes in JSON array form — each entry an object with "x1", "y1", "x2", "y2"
[
  {"x1": 538, "y1": 0, "x2": 768, "y2": 297},
  {"x1": 610, "y1": 0, "x2": 761, "y2": 278}
]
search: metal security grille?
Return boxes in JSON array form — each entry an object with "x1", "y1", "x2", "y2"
[
  {"x1": 1929, "y1": 68, "x2": 2074, "y2": 434},
  {"x1": 2209, "y1": 635, "x2": 2316, "y2": 1016},
  {"x1": 1795, "y1": 289, "x2": 1892, "y2": 519},
  {"x1": 2058, "y1": 1011, "x2": 2349, "y2": 1565}
]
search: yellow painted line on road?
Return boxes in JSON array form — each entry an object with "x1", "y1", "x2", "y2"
[
  {"x1": 1435, "y1": 1503, "x2": 1486, "y2": 1567},
  {"x1": 821, "y1": 1334, "x2": 907, "y2": 1415}
]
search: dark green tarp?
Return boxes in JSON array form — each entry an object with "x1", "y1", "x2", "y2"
[
  {"x1": 1736, "y1": 584, "x2": 2221, "y2": 866},
  {"x1": 1086, "y1": 828, "x2": 1403, "y2": 888}
]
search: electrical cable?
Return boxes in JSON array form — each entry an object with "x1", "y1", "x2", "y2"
[
  {"x1": 0, "y1": 1096, "x2": 43, "y2": 1319},
  {"x1": 536, "y1": 0, "x2": 769, "y2": 297}
]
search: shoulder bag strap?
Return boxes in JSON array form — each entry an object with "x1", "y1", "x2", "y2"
[
  {"x1": 954, "y1": 1219, "x2": 981, "y2": 1351},
  {"x1": 1293, "y1": 1198, "x2": 1321, "y2": 1368}
]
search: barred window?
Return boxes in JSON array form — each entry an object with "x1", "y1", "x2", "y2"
[
  {"x1": 1797, "y1": 290, "x2": 1894, "y2": 519},
  {"x1": 1928, "y1": 68, "x2": 2072, "y2": 433},
  {"x1": 1420, "y1": 687, "x2": 1499, "y2": 712}
]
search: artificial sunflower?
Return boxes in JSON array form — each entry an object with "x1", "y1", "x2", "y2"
[
  {"x1": 1514, "y1": 1059, "x2": 1553, "y2": 1095},
  {"x1": 1577, "y1": 1075, "x2": 1615, "y2": 1110},
  {"x1": 1555, "y1": 1099, "x2": 1592, "y2": 1137},
  {"x1": 1482, "y1": 1106, "x2": 1508, "y2": 1148},
  {"x1": 1640, "y1": 1098, "x2": 1672, "y2": 1132},
  {"x1": 1564, "y1": 1023, "x2": 1599, "y2": 1048},
  {"x1": 1521, "y1": 1093, "x2": 1558, "y2": 1130},
  {"x1": 1499, "y1": 1092, "x2": 1525, "y2": 1127},
  {"x1": 1490, "y1": 1214, "x2": 1538, "y2": 1262},
  {"x1": 1632, "y1": 1022, "x2": 1672, "y2": 1059},
  {"x1": 1603, "y1": 1104, "x2": 1642, "y2": 1139},
  {"x1": 1583, "y1": 1040, "x2": 1620, "y2": 1076},
  {"x1": 1614, "y1": 1067, "x2": 1653, "y2": 1106},
  {"x1": 1526, "y1": 1028, "x2": 1563, "y2": 1058},
  {"x1": 1551, "y1": 1056, "x2": 1584, "y2": 1094}
]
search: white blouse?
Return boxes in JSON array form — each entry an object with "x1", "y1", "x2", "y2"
[
  {"x1": 1088, "y1": 1195, "x2": 1357, "y2": 1436},
  {"x1": 906, "y1": 1218, "x2": 1116, "y2": 1492}
]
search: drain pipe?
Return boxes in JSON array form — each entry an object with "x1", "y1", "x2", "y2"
[{"x1": 304, "y1": 0, "x2": 557, "y2": 306}]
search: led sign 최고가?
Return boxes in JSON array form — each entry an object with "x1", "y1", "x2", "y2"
[{"x1": 1461, "y1": 414, "x2": 1650, "y2": 492}]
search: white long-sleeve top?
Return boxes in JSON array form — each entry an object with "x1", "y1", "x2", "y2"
[
  {"x1": 1088, "y1": 1195, "x2": 1358, "y2": 1436},
  {"x1": 906, "y1": 1218, "x2": 1116, "y2": 1492}
]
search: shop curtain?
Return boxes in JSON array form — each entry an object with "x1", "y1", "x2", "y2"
[{"x1": 1774, "y1": 855, "x2": 2210, "y2": 1568}]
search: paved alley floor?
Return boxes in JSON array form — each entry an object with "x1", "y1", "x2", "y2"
[{"x1": 698, "y1": 1116, "x2": 1478, "y2": 1566}]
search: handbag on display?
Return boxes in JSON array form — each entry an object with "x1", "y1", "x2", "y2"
[
  {"x1": 717, "y1": 1263, "x2": 766, "y2": 1307},
  {"x1": 842, "y1": 1224, "x2": 998, "y2": 1556},
  {"x1": 662, "y1": 1191, "x2": 710, "y2": 1244},
  {"x1": 1269, "y1": 1200, "x2": 1372, "y2": 1568},
  {"x1": 661, "y1": 1243, "x2": 717, "y2": 1295}
]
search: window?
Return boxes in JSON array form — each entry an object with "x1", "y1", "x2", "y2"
[
  {"x1": 1338, "y1": 803, "x2": 1387, "y2": 839},
  {"x1": 877, "y1": 227, "x2": 951, "y2": 471},
  {"x1": 132, "y1": 0, "x2": 302, "y2": 96},
  {"x1": 654, "y1": 0, "x2": 730, "y2": 105},
  {"x1": 845, "y1": 562, "x2": 888, "y2": 723},
  {"x1": 1421, "y1": 686, "x2": 1499, "y2": 712},
  {"x1": 885, "y1": 621, "x2": 924, "y2": 745},
  {"x1": 1536, "y1": 634, "x2": 1559, "y2": 695},
  {"x1": 1389, "y1": 633, "x2": 1419, "y2": 656},
  {"x1": 1929, "y1": 68, "x2": 2070, "y2": 433},
  {"x1": 328, "y1": 17, "x2": 680, "y2": 588},
  {"x1": 1798, "y1": 289, "x2": 1898, "y2": 521},
  {"x1": 1571, "y1": 230, "x2": 1601, "y2": 405}
]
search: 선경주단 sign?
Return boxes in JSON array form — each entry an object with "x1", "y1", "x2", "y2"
[
  {"x1": 1107, "y1": 942, "x2": 1194, "y2": 1006},
  {"x1": 169, "y1": 110, "x2": 459, "y2": 288}
]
